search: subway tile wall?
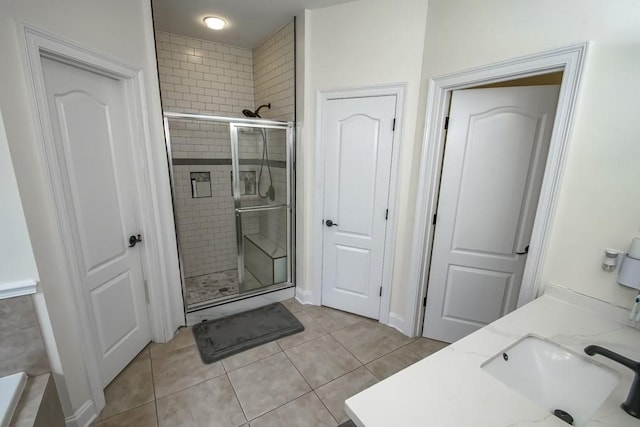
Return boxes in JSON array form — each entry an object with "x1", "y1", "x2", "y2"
[
  {"x1": 156, "y1": 24, "x2": 294, "y2": 283},
  {"x1": 155, "y1": 31, "x2": 254, "y2": 117},
  {"x1": 253, "y1": 22, "x2": 295, "y2": 254},
  {"x1": 156, "y1": 31, "x2": 256, "y2": 279},
  {"x1": 172, "y1": 164, "x2": 260, "y2": 277},
  {"x1": 258, "y1": 131, "x2": 288, "y2": 250},
  {"x1": 253, "y1": 21, "x2": 295, "y2": 122}
]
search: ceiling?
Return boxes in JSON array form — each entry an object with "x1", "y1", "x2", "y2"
[{"x1": 152, "y1": 0, "x2": 354, "y2": 49}]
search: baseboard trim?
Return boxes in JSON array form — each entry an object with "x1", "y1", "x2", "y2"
[
  {"x1": 65, "y1": 399, "x2": 97, "y2": 427},
  {"x1": 388, "y1": 312, "x2": 411, "y2": 336},
  {"x1": 295, "y1": 286, "x2": 315, "y2": 305}
]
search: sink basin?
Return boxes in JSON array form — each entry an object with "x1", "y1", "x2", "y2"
[{"x1": 482, "y1": 335, "x2": 620, "y2": 426}]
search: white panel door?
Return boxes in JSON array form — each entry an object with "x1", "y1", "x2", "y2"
[
  {"x1": 321, "y1": 95, "x2": 396, "y2": 319},
  {"x1": 41, "y1": 57, "x2": 151, "y2": 386},
  {"x1": 423, "y1": 85, "x2": 560, "y2": 343}
]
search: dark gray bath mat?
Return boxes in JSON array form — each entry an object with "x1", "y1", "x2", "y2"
[{"x1": 192, "y1": 302, "x2": 304, "y2": 364}]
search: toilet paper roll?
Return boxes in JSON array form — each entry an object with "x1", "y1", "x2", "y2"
[{"x1": 629, "y1": 238, "x2": 640, "y2": 260}]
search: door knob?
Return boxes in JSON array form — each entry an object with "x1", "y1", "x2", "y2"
[
  {"x1": 325, "y1": 219, "x2": 338, "y2": 227},
  {"x1": 129, "y1": 234, "x2": 142, "y2": 247},
  {"x1": 516, "y1": 245, "x2": 529, "y2": 255}
]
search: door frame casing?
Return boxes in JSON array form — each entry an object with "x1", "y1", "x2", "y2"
[
  {"x1": 313, "y1": 84, "x2": 406, "y2": 325},
  {"x1": 407, "y1": 43, "x2": 588, "y2": 337},
  {"x1": 22, "y1": 24, "x2": 181, "y2": 419}
]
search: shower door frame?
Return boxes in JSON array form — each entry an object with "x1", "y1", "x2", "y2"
[
  {"x1": 230, "y1": 122, "x2": 293, "y2": 290},
  {"x1": 162, "y1": 112, "x2": 295, "y2": 313}
]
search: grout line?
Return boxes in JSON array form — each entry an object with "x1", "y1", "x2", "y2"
[
  {"x1": 298, "y1": 304, "x2": 415, "y2": 366},
  {"x1": 281, "y1": 345, "x2": 314, "y2": 392},
  {"x1": 332, "y1": 335, "x2": 410, "y2": 366},
  {"x1": 278, "y1": 329, "x2": 330, "y2": 352},
  {"x1": 241, "y1": 390, "x2": 323, "y2": 425},
  {"x1": 148, "y1": 350, "x2": 160, "y2": 426},
  {"x1": 227, "y1": 372, "x2": 250, "y2": 424},
  {"x1": 328, "y1": 331, "x2": 367, "y2": 364},
  {"x1": 149, "y1": 342, "x2": 197, "y2": 361},
  {"x1": 231, "y1": 351, "x2": 307, "y2": 423},
  {"x1": 220, "y1": 357, "x2": 229, "y2": 374},
  {"x1": 151, "y1": 340, "x2": 227, "y2": 402},
  {"x1": 153, "y1": 367, "x2": 227, "y2": 401},
  {"x1": 311, "y1": 366, "x2": 372, "y2": 425},
  {"x1": 362, "y1": 363, "x2": 381, "y2": 381},
  {"x1": 149, "y1": 328, "x2": 195, "y2": 361},
  {"x1": 314, "y1": 364, "x2": 367, "y2": 392},
  {"x1": 97, "y1": 401, "x2": 157, "y2": 424},
  {"x1": 312, "y1": 389, "x2": 339, "y2": 425},
  {"x1": 275, "y1": 344, "x2": 352, "y2": 422},
  {"x1": 222, "y1": 343, "x2": 284, "y2": 374},
  {"x1": 99, "y1": 351, "x2": 156, "y2": 422}
]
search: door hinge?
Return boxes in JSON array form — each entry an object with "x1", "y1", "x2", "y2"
[
  {"x1": 432, "y1": 213, "x2": 437, "y2": 225},
  {"x1": 392, "y1": 118, "x2": 396, "y2": 131},
  {"x1": 444, "y1": 116, "x2": 449, "y2": 130},
  {"x1": 143, "y1": 279, "x2": 150, "y2": 304},
  {"x1": 379, "y1": 286, "x2": 383, "y2": 297},
  {"x1": 385, "y1": 209, "x2": 389, "y2": 220},
  {"x1": 423, "y1": 296, "x2": 427, "y2": 307}
]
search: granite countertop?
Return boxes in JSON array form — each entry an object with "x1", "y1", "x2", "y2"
[{"x1": 345, "y1": 287, "x2": 640, "y2": 426}]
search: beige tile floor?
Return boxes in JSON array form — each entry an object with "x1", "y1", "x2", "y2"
[{"x1": 93, "y1": 299, "x2": 448, "y2": 427}]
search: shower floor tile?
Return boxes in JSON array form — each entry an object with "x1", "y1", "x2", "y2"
[
  {"x1": 184, "y1": 269, "x2": 262, "y2": 306},
  {"x1": 185, "y1": 270, "x2": 239, "y2": 305}
]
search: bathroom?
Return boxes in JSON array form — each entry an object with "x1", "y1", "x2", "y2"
[{"x1": 1, "y1": 0, "x2": 640, "y2": 426}]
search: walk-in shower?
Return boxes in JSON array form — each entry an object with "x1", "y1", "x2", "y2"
[{"x1": 163, "y1": 112, "x2": 294, "y2": 313}]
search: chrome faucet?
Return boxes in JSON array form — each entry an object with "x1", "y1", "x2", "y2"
[{"x1": 584, "y1": 345, "x2": 640, "y2": 418}]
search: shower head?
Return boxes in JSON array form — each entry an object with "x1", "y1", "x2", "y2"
[
  {"x1": 242, "y1": 103, "x2": 271, "y2": 118},
  {"x1": 254, "y1": 103, "x2": 271, "y2": 117}
]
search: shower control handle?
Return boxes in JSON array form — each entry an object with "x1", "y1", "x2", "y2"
[{"x1": 325, "y1": 219, "x2": 338, "y2": 227}]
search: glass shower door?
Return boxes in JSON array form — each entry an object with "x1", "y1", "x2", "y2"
[{"x1": 230, "y1": 123, "x2": 292, "y2": 294}]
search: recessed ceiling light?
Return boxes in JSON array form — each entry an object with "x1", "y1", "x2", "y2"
[{"x1": 203, "y1": 16, "x2": 226, "y2": 30}]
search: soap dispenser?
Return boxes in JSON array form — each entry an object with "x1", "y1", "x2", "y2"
[{"x1": 619, "y1": 238, "x2": 640, "y2": 290}]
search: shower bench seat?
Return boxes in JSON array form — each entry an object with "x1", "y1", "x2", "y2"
[{"x1": 244, "y1": 234, "x2": 287, "y2": 285}]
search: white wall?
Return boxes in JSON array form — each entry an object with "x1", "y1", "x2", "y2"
[
  {"x1": 0, "y1": 110, "x2": 39, "y2": 286},
  {"x1": 543, "y1": 45, "x2": 640, "y2": 305},
  {"x1": 0, "y1": 0, "x2": 179, "y2": 419},
  {"x1": 417, "y1": 1, "x2": 640, "y2": 309},
  {"x1": 299, "y1": 0, "x2": 429, "y2": 316}
]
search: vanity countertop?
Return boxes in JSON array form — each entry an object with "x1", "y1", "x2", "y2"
[{"x1": 345, "y1": 289, "x2": 640, "y2": 426}]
